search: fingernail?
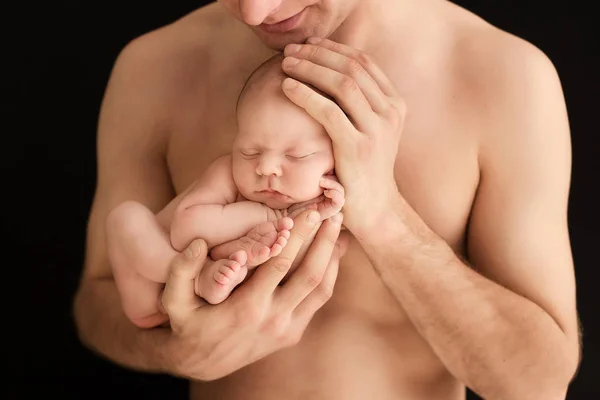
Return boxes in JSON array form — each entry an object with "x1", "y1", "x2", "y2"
[
  {"x1": 285, "y1": 44, "x2": 302, "y2": 55},
  {"x1": 331, "y1": 212, "x2": 343, "y2": 224},
  {"x1": 187, "y1": 240, "x2": 201, "y2": 258},
  {"x1": 282, "y1": 78, "x2": 298, "y2": 90},
  {"x1": 307, "y1": 37, "x2": 323, "y2": 44},
  {"x1": 283, "y1": 56, "x2": 300, "y2": 67},
  {"x1": 307, "y1": 211, "x2": 320, "y2": 224}
]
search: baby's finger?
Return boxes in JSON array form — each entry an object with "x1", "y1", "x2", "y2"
[
  {"x1": 320, "y1": 176, "x2": 344, "y2": 191},
  {"x1": 324, "y1": 190, "x2": 345, "y2": 207}
]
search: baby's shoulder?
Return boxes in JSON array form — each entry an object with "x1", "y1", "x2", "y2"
[
  {"x1": 204, "y1": 154, "x2": 239, "y2": 202},
  {"x1": 207, "y1": 153, "x2": 233, "y2": 174}
]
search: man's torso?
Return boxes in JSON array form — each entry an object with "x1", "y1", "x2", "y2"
[{"x1": 142, "y1": 2, "x2": 518, "y2": 398}]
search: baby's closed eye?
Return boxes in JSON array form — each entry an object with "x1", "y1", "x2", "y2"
[
  {"x1": 240, "y1": 150, "x2": 260, "y2": 159},
  {"x1": 286, "y1": 152, "x2": 315, "y2": 160}
]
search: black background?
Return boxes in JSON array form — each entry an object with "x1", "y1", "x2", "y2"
[{"x1": 4, "y1": 1, "x2": 598, "y2": 399}]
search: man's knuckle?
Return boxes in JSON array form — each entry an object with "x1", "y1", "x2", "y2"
[
  {"x1": 339, "y1": 75, "x2": 357, "y2": 92},
  {"x1": 162, "y1": 295, "x2": 181, "y2": 314},
  {"x1": 323, "y1": 105, "x2": 342, "y2": 124},
  {"x1": 271, "y1": 257, "x2": 293, "y2": 274},
  {"x1": 169, "y1": 258, "x2": 187, "y2": 279},
  {"x1": 392, "y1": 97, "x2": 407, "y2": 117},
  {"x1": 306, "y1": 273, "x2": 322, "y2": 289},
  {"x1": 346, "y1": 59, "x2": 364, "y2": 75},
  {"x1": 325, "y1": 234, "x2": 339, "y2": 247},
  {"x1": 302, "y1": 87, "x2": 314, "y2": 102},
  {"x1": 264, "y1": 314, "x2": 291, "y2": 339},
  {"x1": 356, "y1": 51, "x2": 372, "y2": 68},
  {"x1": 293, "y1": 226, "x2": 312, "y2": 242},
  {"x1": 286, "y1": 330, "x2": 304, "y2": 347},
  {"x1": 161, "y1": 298, "x2": 174, "y2": 313},
  {"x1": 318, "y1": 283, "x2": 335, "y2": 301},
  {"x1": 383, "y1": 102, "x2": 402, "y2": 126},
  {"x1": 331, "y1": 41, "x2": 344, "y2": 54},
  {"x1": 309, "y1": 44, "x2": 323, "y2": 59}
]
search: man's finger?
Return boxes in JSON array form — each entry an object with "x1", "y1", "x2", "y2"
[
  {"x1": 306, "y1": 37, "x2": 399, "y2": 99},
  {"x1": 292, "y1": 228, "x2": 349, "y2": 325},
  {"x1": 284, "y1": 43, "x2": 390, "y2": 115},
  {"x1": 281, "y1": 78, "x2": 357, "y2": 146},
  {"x1": 277, "y1": 213, "x2": 343, "y2": 311},
  {"x1": 161, "y1": 238, "x2": 208, "y2": 324},
  {"x1": 247, "y1": 210, "x2": 321, "y2": 297},
  {"x1": 282, "y1": 55, "x2": 376, "y2": 131}
]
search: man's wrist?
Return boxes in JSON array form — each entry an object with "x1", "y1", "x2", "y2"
[
  {"x1": 138, "y1": 326, "x2": 178, "y2": 375},
  {"x1": 351, "y1": 189, "x2": 408, "y2": 243},
  {"x1": 353, "y1": 190, "x2": 454, "y2": 270},
  {"x1": 160, "y1": 328, "x2": 216, "y2": 381}
]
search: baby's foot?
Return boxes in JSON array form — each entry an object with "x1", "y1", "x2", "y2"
[
  {"x1": 196, "y1": 250, "x2": 248, "y2": 305},
  {"x1": 210, "y1": 217, "x2": 293, "y2": 267}
]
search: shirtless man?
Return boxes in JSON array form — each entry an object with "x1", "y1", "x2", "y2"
[{"x1": 73, "y1": 0, "x2": 581, "y2": 399}]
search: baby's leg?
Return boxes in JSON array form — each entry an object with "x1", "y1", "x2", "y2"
[
  {"x1": 195, "y1": 250, "x2": 249, "y2": 304},
  {"x1": 209, "y1": 217, "x2": 293, "y2": 268},
  {"x1": 106, "y1": 201, "x2": 178, "y2": 328}
]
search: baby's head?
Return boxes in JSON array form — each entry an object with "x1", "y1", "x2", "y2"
[{"x1": 232, "y1": 54, "x2": 334, "y2": 210}]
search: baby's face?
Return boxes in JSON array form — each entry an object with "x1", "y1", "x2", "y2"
[{"x1": 232, "y1": 92, "x2": 334, "y2": 210}]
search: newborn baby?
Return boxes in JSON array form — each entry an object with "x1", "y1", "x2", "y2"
[{"x1": 106, "y1": 54, "x2": 344, "y2": 328}]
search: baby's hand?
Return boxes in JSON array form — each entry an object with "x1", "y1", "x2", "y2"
[
  {"x1": 286, "y1": 175, "x2": 345, "y2": 221},
  {"x1": 315, "y1": 175, "x2": 345, "y2": 220}
]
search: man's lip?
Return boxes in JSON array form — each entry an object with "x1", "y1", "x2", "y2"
[{"x1": 259, "y1": 8, "x2": 305, "y2": 33}]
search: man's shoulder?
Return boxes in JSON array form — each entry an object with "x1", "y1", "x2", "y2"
[
  {"x1": 108, "y1": 3, "x2": 244, "y2": 94},
  {"x1": 452, "y1": 20, "x2": 560, "y2": 107},
  {"x1": 448, "y1": 17, "x2": 568, "y2": 161},
  {"x1": 447, "y1": 18, "x2": 563, "y2": 138}
]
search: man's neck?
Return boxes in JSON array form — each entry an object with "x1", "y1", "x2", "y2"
[{"x1": 329, "y1": 0, "x2": 422, "y2": 51}]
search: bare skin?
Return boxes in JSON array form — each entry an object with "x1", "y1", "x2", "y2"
[{"x1": 73, "y1": 0, "x2": 580, "y2": 399}]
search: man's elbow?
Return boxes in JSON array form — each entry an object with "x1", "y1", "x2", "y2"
[
  {"x1": 72, "y1": 283, "x2": 95, "y2": 350},
  {"x1": 512, "y1": 340, "x2": 580, "y2": 400},
  {"x1": 556, "y1": 338, "x2": 582, "y2": 396}
]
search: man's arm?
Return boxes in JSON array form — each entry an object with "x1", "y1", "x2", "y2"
[
  {"x1": 170, "y1": 157, "x2": 275, "y2": 250},
  {"x1": 279, "y1": 36, "x2": 580, "y2": 400},
  {"x1": 73, "y1": 30, "x2": 184, "y2": 372},
  {"x1": 358, "y1": 43, "x2": 580, "y2": 399},
  {"x1": 74, "y1": 25, "x2": 348, "y2": 381}
]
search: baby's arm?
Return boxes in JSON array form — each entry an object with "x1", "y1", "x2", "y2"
[{"x1": 170, "y1": 155, "x2": 274, "y2": 251}]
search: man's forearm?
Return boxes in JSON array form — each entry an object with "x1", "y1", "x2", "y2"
[
  {"x1": 73, "y1": 278, "x2": 173, "y2": 373},
  {"x1": 356, "y1": 199, "x2": 578, "y2": 400},
  {"x1": 171, "y1": 202, "x2": 270, "y2": 251}
]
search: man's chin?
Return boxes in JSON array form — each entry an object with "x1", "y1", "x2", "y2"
[{"x1": 250, "y1": 28, "x2": 312, "y2": 51}]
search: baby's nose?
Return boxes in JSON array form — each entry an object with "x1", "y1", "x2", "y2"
[{"x1": 256, "y1": 157, "x2": 282, "y2": 177}]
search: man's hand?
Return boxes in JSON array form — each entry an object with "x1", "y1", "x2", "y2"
[
  {"x1": 280, "y1": 37, "x2": 406, "y2": 235},
  {"x1": 160, "y1": 209, "x2": 348, "y2": 381}
]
